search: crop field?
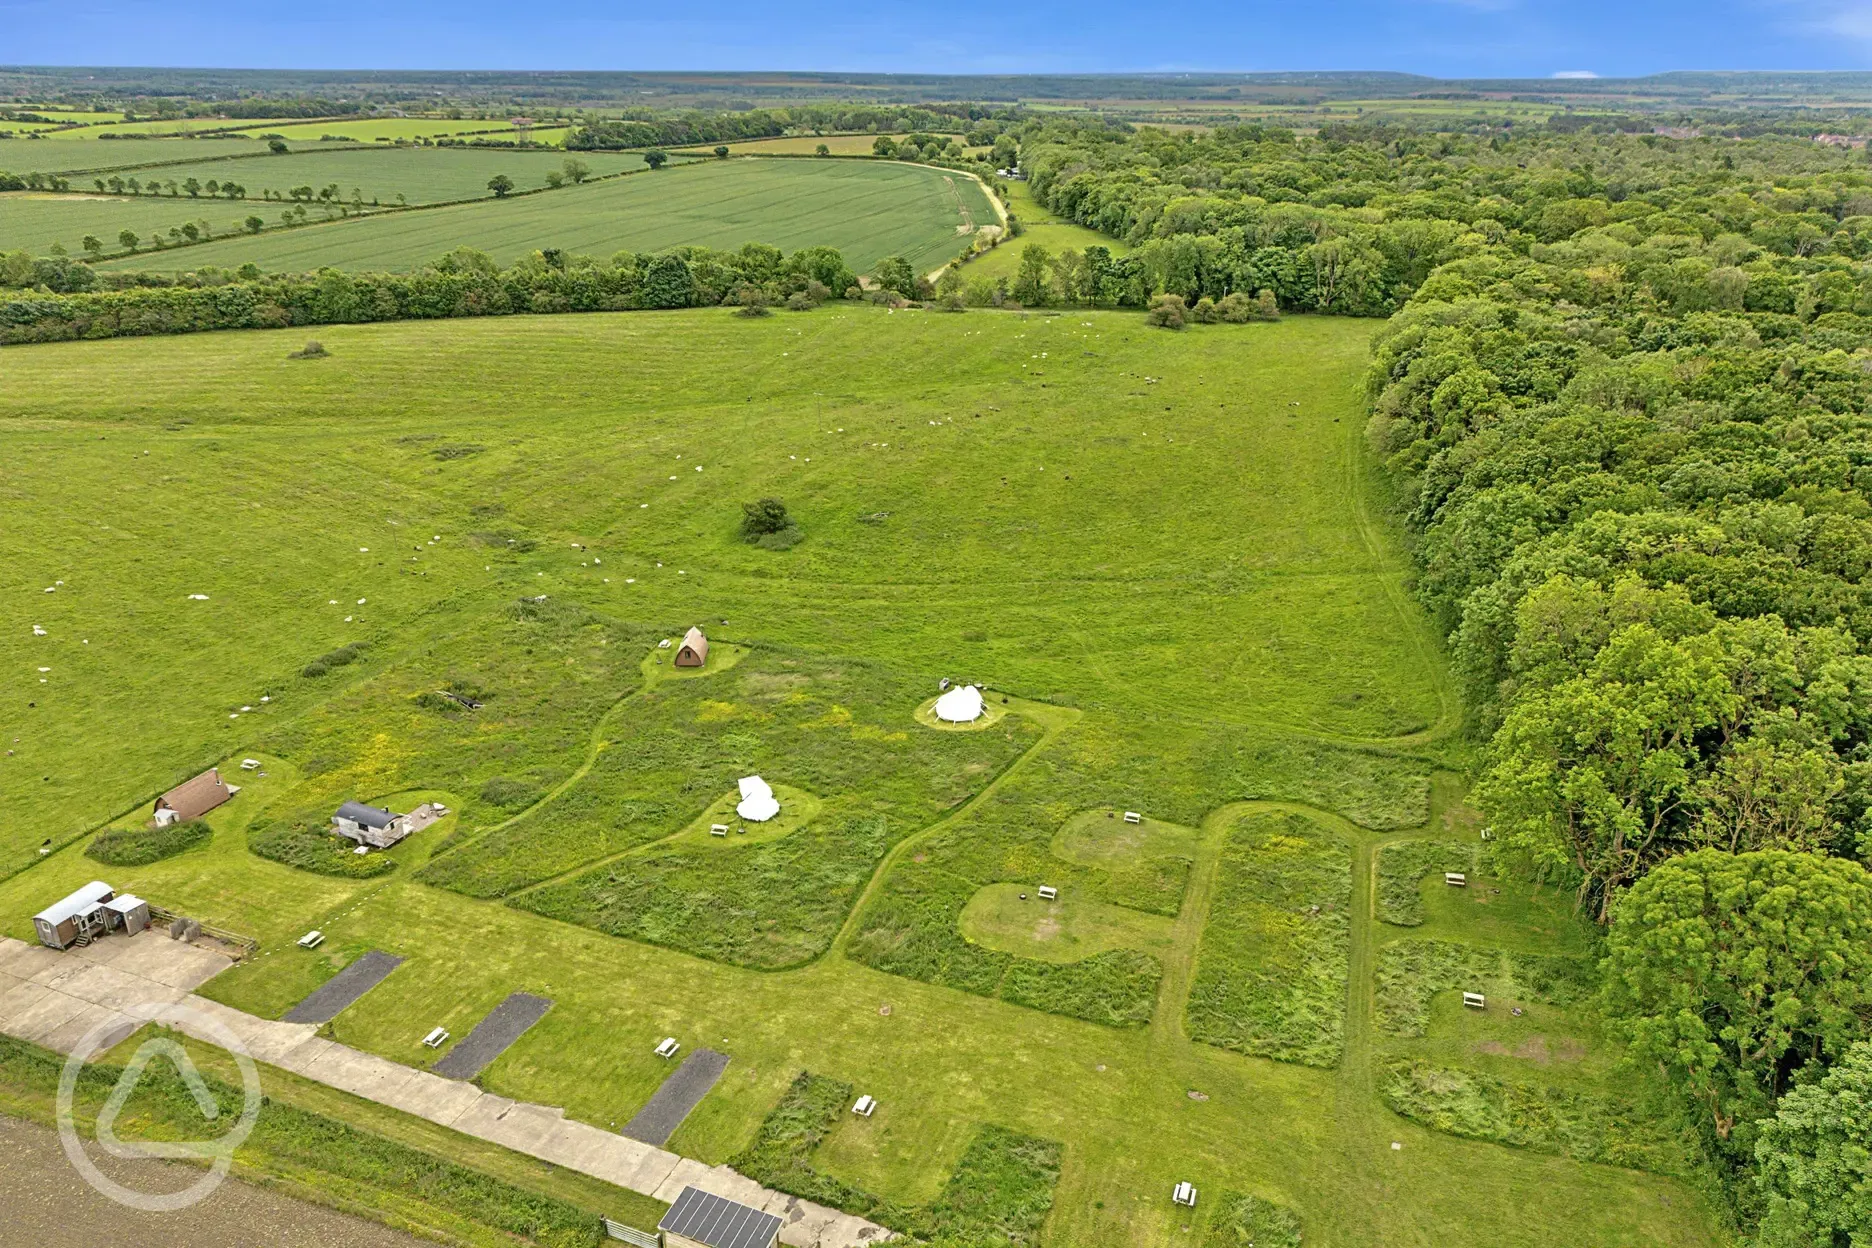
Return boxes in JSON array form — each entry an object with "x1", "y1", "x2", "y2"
[
  {"x1": 0, "y1": 190, "x2": 270, "y2": 256},
  {"x1": 0, "y1": 137, "x2": 279, "y2": 174},
  {"x1": 79, "y1": 147, "x2": 645, "y2": 206},
  {"x1": 0, "y1": 305, "x2": 1723, "y2": 1247},
  {"x1": 94, "y1": 157, "x2": 996, "y2": 274},
  {"x1": 957, "y1": 179, "x2": 1125, "y2": 284}
]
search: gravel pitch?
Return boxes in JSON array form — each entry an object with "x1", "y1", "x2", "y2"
[
  {"x1": 282, "y1": 951, "x2": 404, "y2": 1024},
  {"x1": 432, "y1": 992, "x2": 553, "y2": 1080},
  {"x1": 621, "y1": 1047, "x2": 729, "y2": 1145}
]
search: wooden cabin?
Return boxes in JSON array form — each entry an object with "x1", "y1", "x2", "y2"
[
  {"x1": 675, "y1": 627, "x2": 709, "y2": 668},
  {"x1": 153, "y1": 767, "x2": 232, "y2": 827}
]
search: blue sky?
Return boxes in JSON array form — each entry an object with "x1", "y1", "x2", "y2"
[{"x1": 6, "y1": 0, "x2": 1872, "y2": 78}]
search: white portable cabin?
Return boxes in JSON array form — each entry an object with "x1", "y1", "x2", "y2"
[{"x1": 32, "y1": 881, "x2": 115, "y2": 950}]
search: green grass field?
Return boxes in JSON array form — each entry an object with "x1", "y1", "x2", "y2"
[
  {"x1": 0, "y1": 307, "x2": 1722, "y2": 1247},
  {"x1": 957, "y1": 179, "x2": 1126, "y2": 284},
  {"x1": 88, "y1": 157, "x2": 994, "y2": 275}
]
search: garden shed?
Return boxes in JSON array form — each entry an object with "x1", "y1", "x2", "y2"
[
  {"x1": 33, "y1": 880, "x2": 115, "y2": 950},
  {"x1": 675, "y1": 627, "x2": 709, "y2": 668},
  {"x1": 657, "y1": 1186, "x2": 781, "y2": 1248},
  {"x1": 153, "y1": 767, "x2": 232, "y2": 827}
]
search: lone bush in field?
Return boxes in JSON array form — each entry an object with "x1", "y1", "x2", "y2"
[
  {"x1": 740, "y1": 497, "x2": 801, "y2": 549},
  {"x1": 287, "y1": 340, "x2": 329, "y2": 360}
]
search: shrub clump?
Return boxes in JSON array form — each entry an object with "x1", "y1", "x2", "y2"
[
  {"x1": 740, "y1": 497, "x2": 802, "y2": 550},
  {"x1": 480, "y1": 775, "x2": 545, "y2": 810},
  {"x1": 87, "y1": 819, "x2": 212, "y2": 867},
  {"x1": 1145, "y1": 293, "x2": 1188, "y2": 329},
  {"x1": 287, "y1": 340, "x2": 328, "y2": 358},
  {"x1": 302, "y1": 640, "x2": 367, "y2": 679},
  {"x1": 248, "y1": 813, "x2": 394, "y2": 878}
]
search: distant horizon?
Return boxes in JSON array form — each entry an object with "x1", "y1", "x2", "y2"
[{"x1": 8, "y1": 0, "x2": 1872, "y2": 83}]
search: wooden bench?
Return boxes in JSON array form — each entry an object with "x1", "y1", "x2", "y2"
[
  {"x1": 1445, "y1": 872, "x2": 1467, "y2": 887},
  {"x1": 710, "y1": 824, "x2": 729, "y2": 837},
  {"x1": 297, "y1": 930, "x2": 324, "y2": 949},
  {"x1": 423, "y1": 1027, "x2": 449, "y2": 1048},
  {"x1": 1172, "y1": 1181, "x2": 1197, "y2": 1207},
  {"x1": 852, "y1": 1094, "x2": 877, "y2": 1117},
  {"x1": 654, "y1": 1037, "x2": 680, "y2": 1059},
  {"x1": 1037, "y1": 885, "x2": 1058, "y2": 900},
  {"x1": 1123, "y1": 811, "x2": 1142, "y2": 824},
  {"x1": 1462, "y1": 992, "x2": 1486, "y2": 1010}
]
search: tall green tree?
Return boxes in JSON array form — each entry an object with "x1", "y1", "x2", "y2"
[
  {"x1": 1012, "y1": 243, "x2": 1051, "y2": 306},
  {"x1": 1604, "y1": 850, "x2": 1872, "y2": 1139},
  {"x1": 1476, "y1": 624, "x2": 1739, "y2": 920},
  {"x1": 1754, "y1": 1041, "x2": 1872, "y2": 1247},
  {"x1": 642, "y1": 149, "x2": 668, "y2": 170},
  {"x1": 486, "y1": 174, "x2": 515, "y2": 198}
]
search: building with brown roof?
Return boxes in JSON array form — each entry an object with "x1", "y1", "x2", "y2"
[
  {"x1": 675, "y1": 627, "x2": 709, "y2": 668},
  {"x1": 153, "y1": 768, "x2": 233, "y2": 827}
]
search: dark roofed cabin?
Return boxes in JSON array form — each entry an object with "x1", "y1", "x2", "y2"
[
  {"x1": 675, "y1": 627, "x2": 709, "y2": 668},
  {"x1": 331, "y1": 800, "x2": 408, "y2": 849}
]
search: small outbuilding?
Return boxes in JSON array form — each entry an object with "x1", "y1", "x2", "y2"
[
  {"x1": 102, "y1": 893, "x2": 150, "y2": 936},
  {"x1": 934, "y1": 684, "x2": 985, "y2": 723},
  {"x1": 736, "y1": 775, "x2": 780, "y2": 823},
  {"x1": 33, "y1": 880, "x2": 115, "y2": 950},
  {"x1": 658, "y1": 1185, "x2": 782, "y2": 1248},
  {"x1": 675, "y1": 626, "x2": 710, "y2": 668},
  {"x1": 153, "y1": 767, "x2": 233, "y2": 827},
  {"x1": 331, "y1": 801, "x2": 408, "y2": 849}
]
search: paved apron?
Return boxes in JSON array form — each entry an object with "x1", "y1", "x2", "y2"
[{"x1": 0, "y1": 933, "x2": 891, "y2": 1247}]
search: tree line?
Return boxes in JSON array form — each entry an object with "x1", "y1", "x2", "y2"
[{"x1": 0, "y1": 242, "x2": 863, "y2": 344}]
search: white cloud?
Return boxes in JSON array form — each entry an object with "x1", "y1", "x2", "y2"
[{"x1": 1552, "y1": 69, "x2": 1601, "y2": 77}]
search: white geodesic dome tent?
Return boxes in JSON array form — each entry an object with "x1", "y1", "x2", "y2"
[
  {"x1": 934, "y1": 684, "x2": 985, "y2": 723},
  {"x1": 737, "y1": 775, "x2": 780, "y2": 822}
]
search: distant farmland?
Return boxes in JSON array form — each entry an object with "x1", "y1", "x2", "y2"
[{"x1": 96, "y1": 158, "x2": 997, "y2": 275}]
